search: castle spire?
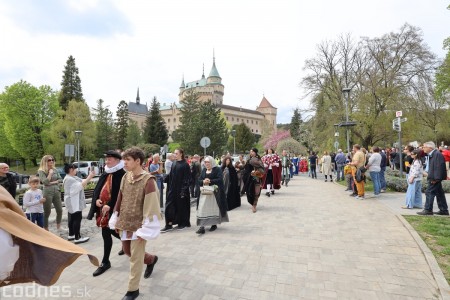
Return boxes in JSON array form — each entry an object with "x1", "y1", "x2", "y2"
[
  {"x1": 180, "y1": 74, "x2": 185, "y2": 88},
  {"x1": 136, "y1": 87, "x2": 140, "y2": 104},
  {"x1": 208, "y1": 50, "x2": 221, "y2": 78},
  {"x1": 202, "y1": 63, "x2": 205, "y2": 79}
]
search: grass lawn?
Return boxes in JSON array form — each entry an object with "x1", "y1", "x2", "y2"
[{"x1": 403, "y1": 216, "x2": 450, "y2": 284}]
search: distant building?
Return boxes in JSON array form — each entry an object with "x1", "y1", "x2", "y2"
[{"x1": 129, "y1": 56, "x2": 277, "y2": 140}]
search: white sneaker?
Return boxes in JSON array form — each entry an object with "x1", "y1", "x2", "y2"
[
  {"x1": 68, "y1": 235, "x2": 75, "y2": 241},
  {"x1": 74, "y1": 237, "x2": 90, "y2": 244},
  {"x1": 355, "y1": 196, "x2": 365, "y2": 200}
]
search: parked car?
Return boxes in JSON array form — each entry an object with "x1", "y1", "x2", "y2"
[
  {"x1": 72, "y1": 161, "x2": 100, "y2": 176},
  {"x1": 8, "y1": 171, "x2": 30, "y2": 184},
  {"x1": 56, "y1": 167, "x2": 87, "y2": 179}
]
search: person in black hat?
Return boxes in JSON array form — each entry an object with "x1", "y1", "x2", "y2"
[{"x1": 87, "y1": 150, "x2": 126, "y2": 276}]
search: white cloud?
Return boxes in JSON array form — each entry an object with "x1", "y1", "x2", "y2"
[{"x1": 0, "y1": 0, "x2": 448, "y2": 123}]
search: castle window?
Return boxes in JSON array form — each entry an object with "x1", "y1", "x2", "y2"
[
  {"x1": 168, "y1": 118, "x2": 170, "y2": 122},
  {"x1": 256, "y1": 121, "x2": 258, "y2": 124},
  {"x1": 174, "y1": 118, "x2": 176, "y2": 122},
  {"x1": 251, "y1": 120, "x2": 254, "y2": 124},
  {"x1": 226, "y1": 116, "x2": 229, "y2": 121},
  {"x1": 237, "y1": 118, "x2": 239, "y2": 121},
  {"x1": 246, "y1": 120, "x2": 249, "y2": 123},
  {"x1": 256, "y1": 129, "x2": 258, "y2": 133},
  {"x1": 252, "y1": 129, "x2": 254, "y2": 132},
  {"x1": 232, "y1": 117, "x2": 234, "y2": 121}
]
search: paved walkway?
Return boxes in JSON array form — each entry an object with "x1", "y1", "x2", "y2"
[{"x1": 4, "y1": 174, "x2": 450, "y2": 299}]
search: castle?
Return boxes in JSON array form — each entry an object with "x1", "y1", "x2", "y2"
[{"x1": 128, "y1": 57, "x2": 277, "y2": 140}]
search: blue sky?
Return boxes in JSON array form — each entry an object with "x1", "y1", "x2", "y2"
[{"x1": 0, "y1": 0, "x2": 448, "y2": 124}]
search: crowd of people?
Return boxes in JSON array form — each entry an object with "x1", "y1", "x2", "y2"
[{"x1": 1, "y1": 142, "x2": 449, "y2": 299}]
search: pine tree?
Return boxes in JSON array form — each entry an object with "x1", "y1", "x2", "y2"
[
  {"x1": 115, "y1": 100, "x2": 129, "y2": 150},
  {"x1": 92, "y1": 99, "x2": 115, "y2": 156},
  {"x1": 235, "y1": 123, "x2": 255, "y2": 153},
  {"x1": 125, "y1": 119, "x2": 143, "y2": 147},
  {"x1": 195, "y1": 101, "x2": 228, "y2": 155},
  {"x1": 176, "y1": 90, "x2": 201, "y2": 148},
  {"x1": 143, "y1": 96, "x2": 168, "y2": 146},
  {"x1": 59, "y1": 55, "x2": 84, "y2": 110},
  {"x1": 290, "y1": 108, "x2": 302, "y2": 142}
]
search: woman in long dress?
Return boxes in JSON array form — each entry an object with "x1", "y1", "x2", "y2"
[
  {"x1": 222, "y1": 156, "x2": 241, "y2": 210},
  {"x1": 321, "y1": 151, "x2": 333, "y2": 182},
  {"x1": 242, "y1": 148, "x2": 265, "y2": 213},
  {"x1": 196, "y1": 156, "x2": 229, "y2": 234}
]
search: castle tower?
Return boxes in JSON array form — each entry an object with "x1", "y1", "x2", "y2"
[
  {"x1": 256, "y1": 96, "x2": 277, "y2": 133},
  {"x1": 206, "y1": 53, "x2": 224, "y2": 105},
  {"x1": 136, "y1": 87, "x2": 140, "y2": 104}
]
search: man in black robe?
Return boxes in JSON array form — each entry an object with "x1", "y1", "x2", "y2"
[
  {"x1": 87, "y1": 150, "x2": 126, "y2": 276},
  {"x1": 161, "y1": 148, "x2": 191, "y2": 232}
]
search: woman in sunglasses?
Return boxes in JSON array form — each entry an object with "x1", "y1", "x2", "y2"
[{"x1": 38, "y1": 155, "x2": 63, "y2": 230}]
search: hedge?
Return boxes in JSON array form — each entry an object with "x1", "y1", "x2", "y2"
[{"x1": 366, "y1": 170, "x2": 450, "y2": 193}]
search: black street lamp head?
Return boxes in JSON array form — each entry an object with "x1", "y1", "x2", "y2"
[{"x1": 342, "y1": 87, "x2": 351, "y2": 94}]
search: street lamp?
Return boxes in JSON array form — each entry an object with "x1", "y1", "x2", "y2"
[
  {"x1": 74, "y1": 130, "x2": 82, "y2": 163},
  {"x1": 342, "y1": 87, "x2": 351, "y2": 154},
  {"x1": 231, "y1": 130, "x2": 236, "y2": 155}
]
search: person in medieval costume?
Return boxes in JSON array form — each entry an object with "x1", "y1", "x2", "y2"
[
  {"x1": 242, "y1": 148, "x2": 265, "y2": 213},
  {"x1": 280, "y1": 150, "x2": 293, "y2": 186},
  {"x1": 261, "y1": 148, "x2": 281, "y2": 197}
]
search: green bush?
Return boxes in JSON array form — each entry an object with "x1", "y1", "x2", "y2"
[{"x1": 367, "y1": 171, "x2": 450, "y2": 193}]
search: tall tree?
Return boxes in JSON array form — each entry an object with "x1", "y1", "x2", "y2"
[
  {"x1": 143, "y1": 96, "x2": 168, "y2": 146},
  {"x1": 176, "y1": 90, "x2": 201, "y2": 148},
  {"x1": 289, "y1": 108, "x2": 302, "y2": 142},
  {"x1": 0, "y1": 81, "x2": 59, "y2": 166},
  {"x1": 92, "y1": 99, "x2": 115, "y2": 156},
  {"x1": 45, "y1": 100, "x2": 96, "y2": 162},
  {"x1": 115, "y1": 100, "x2": 129, "y2": 150},
  {"x1": 234, "y1": 123, "x2": 255, "y2": 153},
  {"x1": 59, "y1": 55, "x2": 84, "y2": 110},
  {"x1": 125, "y1": 119, "x2": 144, "y2": 147}
]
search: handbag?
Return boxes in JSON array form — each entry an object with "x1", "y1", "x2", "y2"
[
  {"x1": 200, "y1": 185, "x2": 215, "y2": 195},
  {"x1": 96, "y1": 210, "x2": 109, "y2": 228}
]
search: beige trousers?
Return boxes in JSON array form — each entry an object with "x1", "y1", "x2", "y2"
[{"x1": 122, "y1": 239, "x2": 155, "y2": 291}]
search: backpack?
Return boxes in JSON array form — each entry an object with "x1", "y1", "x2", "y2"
[{"x1": 356, "y1": 167, "x2": 365, "y2": 183}]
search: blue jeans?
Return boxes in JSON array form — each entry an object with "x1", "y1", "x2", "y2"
[
  {"x1": 369, "y1": 171, "x2": 381, "y2": 195},
  {"x1": 26, "y1": 212, "x2": 44, "y2": 228},
  {"x1": 336, "y1": 165, "x2": 345, "y2": 181},
  {"x1": 405, "y1": 179, "x2": 422, "y2": 208},
  {"x1": 379, "y1": 167, "x2": 386, "y2": 190}
]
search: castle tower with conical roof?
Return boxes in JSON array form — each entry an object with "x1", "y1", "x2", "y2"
[
  {"x1": 178, "y1": 54, "x2": 224, "y2": 105},
  {"x1": 256, "y1": 96, "x2": 277, "y2": 133}
]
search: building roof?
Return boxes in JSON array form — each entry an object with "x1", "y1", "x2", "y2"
[
  {"x1": 184, "y1": 77, "x2": 207, "y2": 89},
  {"x1": 208, "y1": 60, "x2": 221, "y2": 78},
  {"x1": 218, "y1": 104, "x2": 264, "y2": 116},
  {"x1": 128, "y1": 101, "x2": 148, "y2": 114},
  {"x1": 258, "y1": 96, "x2": 276, "y2": 109}
]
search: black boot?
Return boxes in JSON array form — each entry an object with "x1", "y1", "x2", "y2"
[{"x1": 122, "y1": 289, "x2": 139, "y2": 300}]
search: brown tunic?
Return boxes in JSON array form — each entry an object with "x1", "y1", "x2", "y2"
[{"x1": 115, "y1": 172, "x2": 162, "y2": 232}]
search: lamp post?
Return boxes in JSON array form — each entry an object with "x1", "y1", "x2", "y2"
[
  {"x1": 342, "y1": 87, "x2": 351, "y2": 154},
  {"x1": 231, "y1": 130, "x2": 236, "y2": 155},
  {"x1": 74, "y1": 130, "x2": 82, "y2": 163}
]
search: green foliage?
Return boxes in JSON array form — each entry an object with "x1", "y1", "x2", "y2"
[
  {"x1": 58, "y1": 55, "x2": 84, "y2": 110},
  {"x1": 176, "y1": 90, "x2": 201, "y2": 147},
  {"x1": 0, "y1": 81, "x2": 59, "y2": 165},
  {"x1": 92, "y1": 99, "x2": 115, "y2": 156},
  {"x1": 125, "y1": 119, "x2": 143, "y2": 147},
  {"x1": 115, "y1": 100, "x2": 129, "y2": 150},
  {"x1": 45, "y1": 100, "x2": 96, "y2": 162},
  {"x1": 289, "y1": 108, "x2": 302, "y2": 142},
  {"x1": 168, "y1": 143, "x2": 180, "y2": 153},
  {"x1": 143, "y1": 97, "x2": 168, "y2": 146},
  {"x1": 234, "y1": 123, "x2": 255, "y2": 153},
  {"x1": 136, "y1": 143, "x2": 161, "y2": 156}
]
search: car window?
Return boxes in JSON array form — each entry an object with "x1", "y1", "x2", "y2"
[
  {"x1": 78, "y1": 163, "x2": 88, "y2": 168},
  {"x1": 91, "y1": 162, "x2": 98, "y2": 167}
]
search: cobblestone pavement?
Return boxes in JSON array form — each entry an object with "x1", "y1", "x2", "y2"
[{"x1": 3, "y1": 174, "x2": 450, "y2": 299}]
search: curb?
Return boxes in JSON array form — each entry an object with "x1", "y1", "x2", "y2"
[{"x1": 397, "y1": 215, "x2": 450, "y2": 300}]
